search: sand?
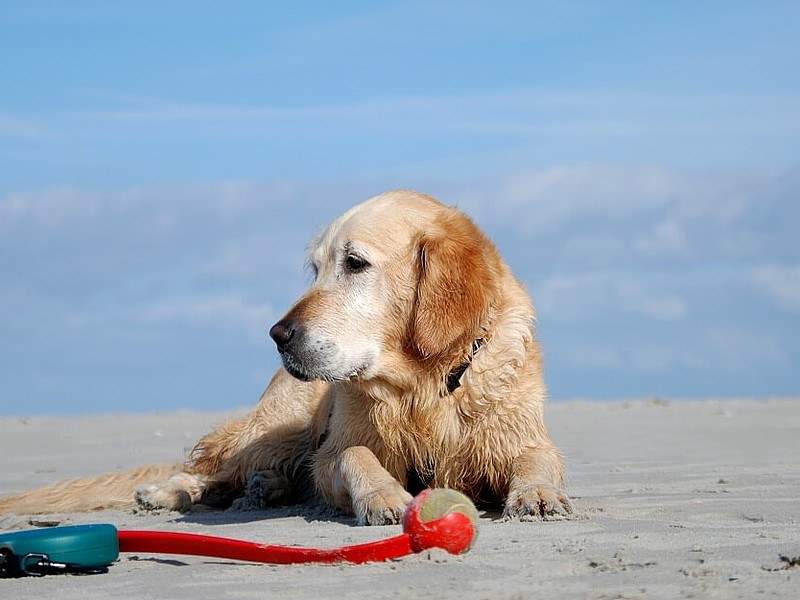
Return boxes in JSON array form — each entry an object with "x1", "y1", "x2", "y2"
[{"x1": 1, "y1": 398, "x2": 798, "y2": 599}]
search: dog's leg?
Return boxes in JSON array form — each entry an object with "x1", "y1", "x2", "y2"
[
  {"x1": 136, "y1": 370, "x2": 324, "y2": 512},
  {"x1": 136, "y1": 472, "x2": 209, "y2": 512},
  {"x1": 135, "y1": 412, "x2": 310, "y2": 512},
  {"x1": 503, "y1": 444, "x2": 572, "y2": 520},
  {"x1": 134, "y1": 411, "x2": 270, "y2": 512},
  {"x1": 230, "y1": 470, "x2": 293, "y2": 511},
  {"x1": 314, "y1": 445, "x2": 413, "y2": 525}
]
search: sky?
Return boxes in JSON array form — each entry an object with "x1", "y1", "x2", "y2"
[{"x1": 1, "y1": 1, "x2": 799, "y2": 415}]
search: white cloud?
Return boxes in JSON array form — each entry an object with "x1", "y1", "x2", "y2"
[
  {"x1": 563, "y1": 327, "x2": 786, "y2": 373},
  {"x1": 0, "y1": 113, "x2": 43, "y2": 138},
  {"x1": 456, "y1": 164, "x2": 800, "y2": 272},
  {"x1": 633, "y1": 219, "x2": 690, "y2": 259},
  {"x1": 456, "y1": 163, "x2": 683, "y2": 235},
  {"x1": 501, "y1": 164, "x2": 670, "y2": 222},
  {"x1": 698, "y1": 327, "x2": 788, "y2": 370},
  {"x1": 563, "y1": 343, "x2": 624, "y2": 369},
  {"x1": 0, "y1": 187, "x2": 103, "y2": 232},
  {"x1": 1, "y1": 164, "x2": 798, "y2": 409},
  {"x1": 536, "y1": 272, "x2": 688, "y2": 323},
  {"x1": 626, "y1": 343, "x2": 708, "y2": 371},
  {"x1": 747, "y1": 264, "x2": 800, "y2": 313},
  {"x1": 137, "y1": 295, "x2": 277, "y2": 341},
  {"x1": 535, "y1": 273, "x2": 605, "y2": 322},
  {"x1": 61, "y1": 87, "x2": 800, "y2": 149},
  {"x1": 620, "y1": 283, "x2": 689, "y2": 321}
]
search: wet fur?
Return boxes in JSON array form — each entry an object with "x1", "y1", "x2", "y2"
[{"x1": 0, "y1": 191, "x2": 570, "y2": 524}]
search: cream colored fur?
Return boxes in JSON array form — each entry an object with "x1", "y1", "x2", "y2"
[{"x1": 0, "y1": 191, "x2": 570, "y2": 524}]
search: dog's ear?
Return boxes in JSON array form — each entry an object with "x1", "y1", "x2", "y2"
[{"x1": 410, "y1": 209, "x2": 498, "y2": 358}]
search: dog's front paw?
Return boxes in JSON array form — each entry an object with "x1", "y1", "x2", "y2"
[
  {"x1": 503, "y1": 482, "x2": 572, "y2": 521},
  {"x1": 354, "y1": 484, "x2": 413, "y2": 526},
  {"x1": 230, "y1": 470, "x2": 291, "y2": 511}
]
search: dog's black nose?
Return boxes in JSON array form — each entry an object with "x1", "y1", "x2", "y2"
[{"x1": 269, "y1": 320, "x2": 295, "y2": 349}]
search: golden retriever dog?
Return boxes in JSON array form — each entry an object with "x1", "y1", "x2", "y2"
[{"x1": 0, "y1": 191, "x2": 570, "y2": 524}]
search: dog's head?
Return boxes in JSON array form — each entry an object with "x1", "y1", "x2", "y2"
[{"x1": 269, "y1": 190, "x2": 501, "y2": 384}]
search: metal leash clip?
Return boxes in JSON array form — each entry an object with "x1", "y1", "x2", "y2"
[{"x1": 1, "y1": 550, "x2": 109, "y2": 577}]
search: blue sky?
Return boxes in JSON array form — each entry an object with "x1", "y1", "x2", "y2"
[{"x1": 1, "y1": 1, "x2": 799, "y2": 415}]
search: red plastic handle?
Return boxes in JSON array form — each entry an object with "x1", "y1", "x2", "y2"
[
  {"x1": 118, "y1": 529, "x2": 415, "y2": 565},
  {"x1": 117, "y1": 488, "x2": 477, "y2": 565}
]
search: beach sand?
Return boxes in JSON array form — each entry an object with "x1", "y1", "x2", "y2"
[{"x1": 1, "y1": 398, "x2": 798, "y2": 598}]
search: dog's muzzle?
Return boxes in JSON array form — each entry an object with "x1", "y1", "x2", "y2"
[{"x1": 269, "y1": 319, "x2": 312, "y2": 381}]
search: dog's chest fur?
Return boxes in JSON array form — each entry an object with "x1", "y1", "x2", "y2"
[{"x1": 367, "y1": 357, "x2": 537, "y2": 496}]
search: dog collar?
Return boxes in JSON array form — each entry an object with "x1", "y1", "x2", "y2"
[{"x1": 445, "y1": 339, "x2": 484, "y2": 394}]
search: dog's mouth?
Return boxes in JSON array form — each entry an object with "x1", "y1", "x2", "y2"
[
  {"x1": 277, "y1": 350, "x2": 314, "y2": 382},
  {"x1": 278, "y1": 349, "x2": 369, "y2": 383}
]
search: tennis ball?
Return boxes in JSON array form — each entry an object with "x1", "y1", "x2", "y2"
[
  {"x1": 418, "y1": 488, "x2": 480, "y2": 527},
  {"x1": 403, "y1": 488, "x2": 479, "y2": 554}
]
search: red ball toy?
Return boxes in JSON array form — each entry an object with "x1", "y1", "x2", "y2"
[{"x1": 403, "y1": 488, "x2": 479, "y2": 554}]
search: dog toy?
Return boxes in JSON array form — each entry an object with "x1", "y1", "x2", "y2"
[{"x1": 0, "y1": 488, "x2": 478, "y2": 577}]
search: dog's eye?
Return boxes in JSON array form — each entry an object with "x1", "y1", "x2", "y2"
[{"x1": 344, "y1": 253, "x2": 370, "y2": 273}]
